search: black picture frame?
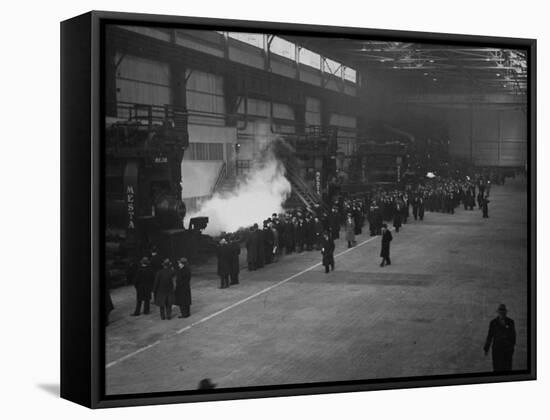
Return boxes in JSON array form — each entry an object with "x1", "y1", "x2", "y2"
[{"x1": 61, "y1": 10, "x2": 537, "y2": 408}]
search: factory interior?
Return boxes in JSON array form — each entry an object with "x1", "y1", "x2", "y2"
[{"x1": 103, "y1": 24, "x2": 528, "y2": 395}]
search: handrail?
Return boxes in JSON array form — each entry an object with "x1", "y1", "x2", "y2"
[
  {"x1": 285, "y1": 163, "x2": 321, "y2": 201},
  {"x1": 110, "y1": 102, "x2": 407, "y2": 148}
]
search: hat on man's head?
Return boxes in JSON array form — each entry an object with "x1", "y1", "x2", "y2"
[
  {"x1": 140, "y1": 257, "x2": 150, "y2": 266},
  {"x1": 497, "y1": 303, "x2": 508, "y2": 313},
  {"x1": 178, "y1": 257, "x2": 188, "y2": 265}
]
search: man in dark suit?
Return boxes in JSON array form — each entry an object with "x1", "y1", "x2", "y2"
[
  {"x1": 246, "y1": 225, "x2": 258, "y2": 271},
  {"x1": 418, "y1": 197, "x2": 425, "y2": 221},
  {"x1": 217, "y1": 238, "x2": 232, "y2": 289},
  {"x1": 263, "y1": 221, "x2": 274, "y2": 264},
  {"x1": 321, "y1": 231, "x2": 335, "y2": 273},
  {"x1": 393, "y1": 203, "x2": 402, "y2": 233},
  {"x1": 412, "y1": 196, "x2": 419, "y2": 220},
  {"x1": 484, "y1": 304, "x2": 516, "y2": 372},
  {"x1": 380, "y1": 224, "x2": 393, "y2": 267},
  {"x1": 150, "y1": 246, "x2": 162, "y2": 274},
  {"x1": 482, "y1": 196, "x2": 490, "y2": 218},
  {"x1": 174, "y1": 257, "x2": 192, "y2": 318},
  {"x1": 131, "y1": 257, "x2": 155, "y2": 316},
  {"x1": 256, "y1": 225, "x2": 265, "y2": 268},
  {"x1": 329, "y1": 207, "x2": 341, "y2": 239},
  {"x1": 229, "y1": 235, "x2": 241, "y2": 285},
  {"x1": 153, "y1": 259, "x2": 175, "y2": 320}
]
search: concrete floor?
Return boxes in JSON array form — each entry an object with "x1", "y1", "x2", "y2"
[{"x1": 105, "y1": 177, "x2": 528, "y2": 395}]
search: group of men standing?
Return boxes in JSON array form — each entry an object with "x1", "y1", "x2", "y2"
[
  {"x1": 215, "y1": 209, "x2": 342, "y2": 284},
  {"x1": 216, "y1": 235, "x2": 241, "y2": 289},
  {"x1": 127, "y1": 249, "x2": 192, "y2": 320}
]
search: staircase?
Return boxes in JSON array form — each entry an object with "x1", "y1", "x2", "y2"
[{"x1": 284, "y1": 163, "x2": 326, "y2": 211}]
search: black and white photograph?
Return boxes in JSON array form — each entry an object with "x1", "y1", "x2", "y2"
[
  {"x1": 4, "y1": 0, "x2": 550, "y2": 417},
  {"x1": 102, "y1": 20, "x2": 533, "y2": 397}
]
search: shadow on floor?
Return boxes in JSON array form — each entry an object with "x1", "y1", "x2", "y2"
[{"x1": 37, "y1": 383, "x2": 59, "y2": 397}]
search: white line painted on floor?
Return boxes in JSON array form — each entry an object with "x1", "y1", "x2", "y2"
[
  {"x1": 106, "y1": 341, "x2": 161, "y2": 369},
  {"x1": 106, "y1": 232, "x2": 383, "y2": 369}
]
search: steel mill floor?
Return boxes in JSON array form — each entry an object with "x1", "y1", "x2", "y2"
[{"x1": 105, "y1": 177, "x2": 528, "y2": 395}]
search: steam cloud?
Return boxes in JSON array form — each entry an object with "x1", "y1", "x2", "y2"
[{"x1": 185, "y1": 137, "x2": 291, "y2": 236}]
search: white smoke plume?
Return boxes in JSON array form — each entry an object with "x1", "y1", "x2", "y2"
[{"x1": 185, "y1": 134, "x2": 291, "y2": 236}]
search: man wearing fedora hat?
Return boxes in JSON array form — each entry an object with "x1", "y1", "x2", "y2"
[
  {"x1": 217, "y1": 238, "x2": 232, "y2": 289},
  {"x1": 380, "y1": 224, "x2": 393, "y2": 267},
  {"x1": 175, "y1": 257, "x2": 192, "y2": 318},
  {"x1": 484, "y1": 304, "x2": 516, "y2": 372},
  {"x1": 152, "y1": 259, "x2": 176, "y2": 320},
  {"x1": 131, "y1": 256, "x2": 155, "y2": 316}
]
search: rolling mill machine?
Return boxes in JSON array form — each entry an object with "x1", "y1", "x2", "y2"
[{"x1": 105, "y1": 103, "x2": 209, "y2": 286}]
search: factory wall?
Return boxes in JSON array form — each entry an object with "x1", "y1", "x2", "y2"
[
  {"x1": 110, "y1": 25, "x2": 360, "y2": 202},
  {"x1": 115, "y1": 54, "x2": 172, "y2": 111},
  {"x1": 445, "y1": 105, "x2": 527, "y2": 167}
]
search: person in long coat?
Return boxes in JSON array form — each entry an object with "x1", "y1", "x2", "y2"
[
  {"x1": 246, "y1": 225, "x2": 259, "y2": 271},
  {"x1": 271, "y1": 224, "x2": 279, "y2": 262},
  {"x1": 313, "y1": 217, "x2": 324, "y2": 250},
  {"x1": 296, "y1": 220, "x2": 305, "y2": 252},
  {"x1": 174, "y1": 257, "x2": 192, "y2": 318},
  {"x1": 412, "y1": 197, "x2": 419, "y2": 220},
  {"x1": 353, "y1": 208, "x2": 363, "y2": 235},
  {"x1": 482, "y1": 197, "x2": 490, "y2": 218},
  {"x1": 344, "y1": 213, "x2": 356, "y2": 248},
  {"x1": 284, "y1": 219, "x2": 295, "y2": 254},
  {"x1": 401, "y1": 197, "x2": 409, "y2": 224},
  {"x1": 263, "y1": 222, "x2": 274, "y2": 264},
  {"x1": 368, "y1": 204, "x2": 376, "y2": 236},
  {"x1": 150, "y1": 247, "x2": 162, "y2": 274},
  {"x1": 329, "y1": 208, "x2": 341, "y2": 239},
  {"x1": 484, "y1": 304, "x2": 516, "y2": 371},
  {"x1": 374, "y1": 205, "x2": 383, "y2": 235},
  {"x1": 131, "y1": 257, "x2": 155, "y2": 316},
  {"x1": 393, "y1": 203, "x2": 403, "y2": 233},
  {"x1": 217, "y1": 238, "x2": 232, "y2": 288},
  {"x1": 418, "y1": 197, "x2": 425, "y2": 221},
  {"x1": 255, "y1": 226, "x2": 265, "y2": 268},
  {"x1": 321, "y1": 231, "x2": 335, "y2": 273},
  {"x1": 380, "y1": 224, "x2": 393, "y2": 267},
  {"x1": 229, "y1": 235, "x2": 241, "y2": 285},
  {"x1": 153, "y1": 259, "x2": 175, "y2": 320}
]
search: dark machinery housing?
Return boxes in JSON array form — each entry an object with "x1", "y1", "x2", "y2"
[{"x1": 105, "y1": 103, "x2": 209, "y2": 286}]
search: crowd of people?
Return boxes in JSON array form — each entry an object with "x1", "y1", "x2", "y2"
[
  {"x1": 114, "y1": 173, "x2": 493, "y2": 323},
  {"x1": 108, "y1": 170, "x2": 517, "y2": 373},
  {"x1": 215, "y1": 174, "x2": 493, "y2": 283}
]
